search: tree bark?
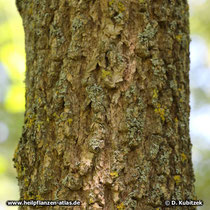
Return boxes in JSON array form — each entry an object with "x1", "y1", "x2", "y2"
[{"x1": 14, "y1": 0, "x2": 196, "y2": 209}]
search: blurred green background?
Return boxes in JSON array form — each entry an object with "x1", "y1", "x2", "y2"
[
  {"x1": 0, "y1": 0, "x2": 24, "y2": 209},
  {"x1": 0, "y1": 0, "x2": 210, "y2": 209}
]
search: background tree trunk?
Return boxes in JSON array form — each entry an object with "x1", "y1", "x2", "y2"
[{"x1": 14, "y1": 0, "x2": 196, "y2": 209}]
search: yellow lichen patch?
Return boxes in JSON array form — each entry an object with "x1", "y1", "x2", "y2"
[
  {"x1": 24, "y1": 178, "x2": 29, "y2": 187},
  {"x1": 38, "y1": 97, "x2": 42, "y2": 104},
  {"x1": 67, "y1": 118, "x2": 73, "y2": 125},
  {"x1": 153, "y1": 89, "x2": 158, "y2": 99},
  {"x1": 181, "y1": 153, "x2": 187, "y2": 163},
  {"x1": 15, "y1": 163, "x2": 23, "y2": 177},
  {"x1": 117, "y1": 202, "x2": 125, "y2": 209},
  {"x1": 36, "y1": 194, "x2": 43, "y2": 200},
  {"x1": 27, "y1": 3, "x2": 33, "y2": 15},
  {"x1": 178, "y1": 88, "x2": 182, "y2": 92},
  {"x1": 37, "y1": 122, "x2": 43, "y2": 132},
  {"x1": 185, "y1": 4, "x2": 189, "y2": 11},
  {"x1": 29, "y1": 195, "x2": 35, "y2": 200},
  {"x1": 176, "y1": 35, "x2": 182, "y2": 42},
  {"x1": 102, "y1": 69, "x2": 112, "y2": 79},
  {"x1": 118, "y1": 2, "x2": 125, "y2": 12},
  {"x1": 24, "y1": 192, "x2": 35, "y2": 200},
  {"x1": 154, "y1": 104, "x2": 165, "y2": 121},
  {"x1": 28, "y1": 118, "x2": 35, "y2": 128},
  {"x1": 37, "y1": 124, "x2": 41, "y2": 131},
  {"x1": 139, "y1": 0, "x2": 145, "y2": 3},
  {"x1": 26, "y1": 114, "x2": 36, "y2": 128},
  {"x1": 53, "y1": 112, "x2": 59, "y2": 119},
  {"x1": 60, "y1": 112, "x2": 66, "y2": 118},
  {"x1": 23, "y1": 192, "x2": 28, "y2": 200},
  {"x1": 13, "y1": 147, "x2": 18, "y2": 160},
  {"x1": 173, "y1": 175, "x2": 181, "y2": 184},
  {"x1": 109, "y1": 0, "x2": 115, "y2": 6},
  {"x1": 89, "y1": 198, "x2": 94, "y2": 204},
  {"x1": 175, "y1": 117, "x2": 178, "y2": 127},
  {"x1": 110, "y1": 171, "x2": 119, "y2": 178}
]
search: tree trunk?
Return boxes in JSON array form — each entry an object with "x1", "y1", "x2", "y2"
[{"x1": 14, "y1": 0, "x2": 196, "y2": 209}]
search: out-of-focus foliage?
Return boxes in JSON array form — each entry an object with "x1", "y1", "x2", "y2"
[
  {"x1": 0, "y1": 0, "x2": 25, "y2": 209},
  {"x1": 190, "y1": 0, "x2": 210, "y2": 209},
  {"x1": 191, "y1": 0, "x2": 210, "y2": 41},
  {"x1": 0, "y1": 0, "x2": 25, "y2": 113},
  {"x1": 190, "y1": 0, "x2": 210, "y2": 64},
  {"x1": 0, "y1": 109, "x2": 23, "y2": 210},
  {"x1": 194, "y1": 149, "x2": 210, "y2": 205}
]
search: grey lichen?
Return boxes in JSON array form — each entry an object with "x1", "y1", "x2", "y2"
[
  {"x1": 125, "y1": 85, "x2": 136, "y2": 99},
  {"x1": 113, "y1": 13, "x2": 124, "y2": 23},
  {"x1": 149, "y1": 142, "x2": 159, "y2": 160},
  {"x1": 86, "y1": 84, "x2": 103, "y2": 102},
  {"x1": 86, "y1": 84, "x2": 105, "y2": 112},
  {"x1": 137, "y1": 161, "x2": 151, "y2": 183},
  {"x1": 151, "y1": 58, "x2": 166, "y2": 81},
  {"x1": 138, "y1": 22, "x2": 158, "y2": 43},
  {"x1": 71, "y1": 17, "x2": 84, "y2": 32},
  {"x1": 126, "y1": 107, "x2": 144, "y2": 148},
  {"x1": 88, "y1": 138, "x2": 104, "y2": 153},
  {"x1": 123, "y1": 87, "x2": 146, "y2": 148},
  {"x1": 124, "y1": 197, "x2": 137, "y2": 209},
  {"x1": 62, "y1": 173, "x2": 83, "y2": 190}
]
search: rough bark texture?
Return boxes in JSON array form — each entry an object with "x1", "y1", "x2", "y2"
[{"x1": 14, "y1": 0, "x2": 196, "y2": 209}]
